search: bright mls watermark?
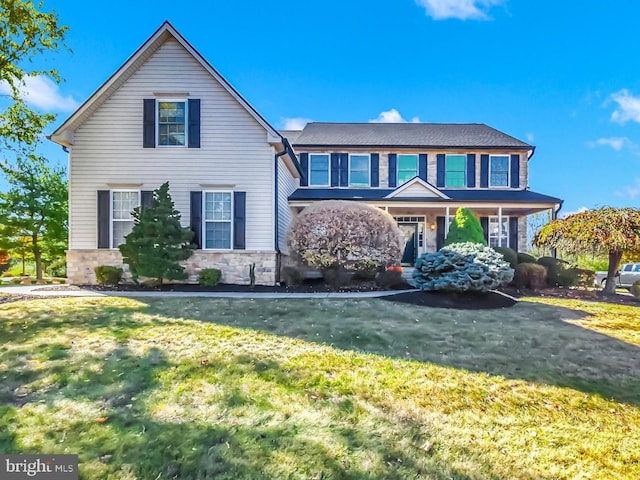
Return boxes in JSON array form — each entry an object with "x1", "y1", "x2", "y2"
[{"x1": 1, "y1": 455, "x2": 78, "y2": 479}]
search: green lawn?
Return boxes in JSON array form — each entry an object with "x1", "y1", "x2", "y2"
[{"x1": 1, "y1": 295, "x2": 638, "y2": 479}]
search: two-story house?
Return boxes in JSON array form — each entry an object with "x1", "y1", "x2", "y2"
[
  {"x1": 49, "y1": 22, "x2": 562, "y2": 285},
  {"x1": 285, "y1": 122, "x2": 562, "y2": 266}
]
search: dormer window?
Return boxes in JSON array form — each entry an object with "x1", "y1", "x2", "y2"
[{"x1": 158, "y1": 101, "x2": 186, "y2": 146}]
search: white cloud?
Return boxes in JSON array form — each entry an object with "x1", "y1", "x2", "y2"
[
  {"x1": 281, "y1": 117, "x2": 312, "y2": 130},
  {"x1": 0, "y1": 75, "x2": 78, "y2": 112},
  {"x1": 415, "y1": 0, "x2": 504, "y2": 20},
  {"x1": 610, "y1": 89, "x2": 640, "y2": 124},
  {"x1": 369, "y1": 109, "x2": 421, "y2": 123},
  {"x1": 526, "y1": 132, "x2": 534, "y2": 142},
  {"x1": 615, "y1": 178, "x2": 640, "y2": 200},
  {"x1": 560, "y1": 206, "x2": 588, "y2": 218},
  {"x1": 587, "y1": 137, "x2": 631, "y2": 151}
]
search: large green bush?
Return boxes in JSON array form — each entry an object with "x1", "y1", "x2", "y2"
[
  {"x1": 287, "y1": 200, "x2": 403, "y2": 272},
  {"x1": 413, "y1": 242, "x2": 514, "y2": 292},
  {"x1": 537, "y1": 256, "x2": 571, "y2": 287},
  {"x1": 445, "y1": 207, "x2": 487, "y2": 246},
  {"x1": 94, "y1": 266, "x2": 123, "y2": 286},
  {"x1": 517, "y1": 252, "x2": 537, "y2": 264},
  {"x1": 494, "y1": 246, "x2": 518, "y2": 269},
  {"x1": 513, "y1": 263, "x2": 547, "y2": 290}
]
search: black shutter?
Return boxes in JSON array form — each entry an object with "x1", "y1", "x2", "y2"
[
  {"x1": 339, "y1": 153, "x2": 349, "y2": 187},
  {"x1": 480, "y1": 216, "x2": 489, "y2": 243},
  {"x1": 509, "y1": 217, "x2": 519, "y2": 250},
  {"x1": 388, "y1": 153, "x2": 397, "y2": 188},
  {"x1": 190, "y1": 191, "x2": 202, "y2": 249},
  {"x1": 141, "y1": 190, "x2": 153, "y2": 210},
  {"x1": 233, "y1": 192, "x2": 246, "y2": 250},
  {"x1": 143, "y1": 99, "x2": 155, "y2": 148},
  {"x1": 436, "y1": 154, "x2": 445, "y2": 188},
  {"x1": 300, "y1": 153, "x2": 309, "y2": 186},
  {"x1": 436, "y1": 216, "x2": 445, "y2": 250},
  {"x1": 419, "y1": 153, "x2": 428, "y2": 181},
  {"x1": 188, "y1": 99, "x2": 201, "y2": 148},
  {"x1": 480, "y1": 154, "x2": 489, "y2": 188},
  {"x1": 467, "y1": 154, "x2": 476, "y2": 188},
  {"x1": 97, "y1": 190, "x2": 110, "y2": 249},
  {"x1": 330, "y1": 153, "x2": 339, "y2": 187},
  {"x1": 510, "y1": 154, "x2": 520, "y2": 188},
  {"x1": 371, "y1": 153, "x2": 379, "y2": 187}
]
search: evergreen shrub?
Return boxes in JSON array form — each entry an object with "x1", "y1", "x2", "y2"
[
  {"x1": 94, "y1": 266, "x2": 123, "y2": 286},
  {"x1": 444, "y1": 208, "x2": 487, "y2": 246},
  {"x1": 198, "y1": 268, "x2": 221, "y2": 286},
  {"x1": 494, "y1": 247, "x2": 518, "y2": 269},
  {"x1": 513, "y1": 263, "x2": 547, "y2": 290},
  {"x1": 517, "y1": 252, "x2": 537, "y2": 264}
]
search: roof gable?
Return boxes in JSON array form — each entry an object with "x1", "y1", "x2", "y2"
[
  {"x1": 50, "y1": 21, "x2": 281, "y2": 146},
  {"x1": 385, "y1": 177, "x2": 449, "y2": 199}
]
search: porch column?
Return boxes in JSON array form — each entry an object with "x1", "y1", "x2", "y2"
[
  {"x1": 498, "y1": 207, "x2": 503, "y2": 247},
  {"x1": 445, "y1": 207, "x2": 450, "y2": 237}
]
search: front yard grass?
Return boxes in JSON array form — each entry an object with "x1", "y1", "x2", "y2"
[{"x1": 0, "y1": 296, "x2": 638, "y2": 479}]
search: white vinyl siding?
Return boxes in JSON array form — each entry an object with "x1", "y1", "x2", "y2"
[
  {"x1": 277, "y1": 157, "x2": 297, "y2": 254},
  {"x1": 68, "y1": 38, "x2": 275, "y2": 251}
]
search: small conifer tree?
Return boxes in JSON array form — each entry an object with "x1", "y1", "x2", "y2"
[
  {"x1": 119, "y1": 182, "x2": 194, "y2": 285},
  {"x1": 444, "y1": 207, "x2": 487, "y2": 246}
]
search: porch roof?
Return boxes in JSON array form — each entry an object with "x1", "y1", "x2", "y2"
[{"x1": 288, "y1": 188, "x2": 562, "y2": 204}]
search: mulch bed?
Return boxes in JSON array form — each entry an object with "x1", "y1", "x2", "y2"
[
  {"x1": 0, "y1": 294, "x2": 44, "y2": 304},
  {"x1": 381, "y1": 290, "x2": 517, "y2": 309},
  {"x1": 500, "y1": 286, "x2": 639, "y2": 307}
]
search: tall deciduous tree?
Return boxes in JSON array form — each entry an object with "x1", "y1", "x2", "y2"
[
  {"x1": 0, "y1": 154, "x2": 68, "y2": 279},
  {"x1": 0, "y1": 0, "x2": 68, "y2": 147},
  {"x1": 119, "y1": 182, "x2": 193, "y2": 285},
  {"x1": 533, "y1": 207, "x2": 640, "y2": 295},
  {"x1": 445, "y1": 207, "x2": 487, "y2": 246}
]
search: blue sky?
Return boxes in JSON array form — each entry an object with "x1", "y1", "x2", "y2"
[{"x1": 5, "y1": 0, "x2": 640, "y2": 215}]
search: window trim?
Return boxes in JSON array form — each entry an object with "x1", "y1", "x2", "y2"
[
  {"x1": 156, "y1": 99, "x2": 188, "y2": 148},
  {"x1": 397, "y1": 154, "x2": 419, "y2": 186},
  {"x1": 110, "y1": 189, "x2": 140, "y2": 249},
  {"x1": 489, "y1": 154, "x2": 510, "y2": 188},
  {"x1": 348, "y1": 153, "x2": 371, "y2": 187},
  {"x1": 488, "y1": 215, "x2": 509, "y2": 248},
  {"x1": 308, "y1": 153, "x2": 331, "y2": 187},
  {"x1": 445, "y1": 154, "x2": 467, "y2": 188},
  {"x1": 202, "y1": 190, "x2": 234, "y2": 251}
]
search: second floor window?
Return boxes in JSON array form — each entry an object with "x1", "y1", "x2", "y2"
[
  {"x1": 309, "y1": 154, "x2": 329, "y2": 186},
  {"x1": 158, "y1": 101, "x2": 186, "y2": 146},
  {"x1": 445, "y1": 154, "x2": 466, "y2": 187},
  {"x1": 349, "y1": 154, "x2": 369, "y2": 187},
  {"x1": 398, "y1": 154, "x2": 418, "y2": 185},
  {"x1": 490, "y1": 155, "x2": 509, "y2": 187}
]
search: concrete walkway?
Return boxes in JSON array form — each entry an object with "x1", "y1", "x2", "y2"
[{"x1": 1, "y1": 284, "x2": 416, "y2": 299}]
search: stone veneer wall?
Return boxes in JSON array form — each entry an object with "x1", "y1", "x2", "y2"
[{"x1": 66, "y1": 250, "x2": 278, "y2": 286}]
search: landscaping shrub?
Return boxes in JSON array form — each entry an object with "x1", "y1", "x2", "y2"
[
  {"x1": 287, "y1": 200, "x2": 403, "y2": 272},
  {"x1": 94, "y1": 266, "x2": 123, "y2": 286},
  {"x1": 513, "y1": 263, "x2": 547, "y2": 290},
  {"x1": 444, "y1": 207, "x2": 487, "y2": 246},
  {"x1": 322, "y1": 266, "x2": 354, "y2": 290},
  {"x1": 198, "y1": 268, "x2": 221, "y2": 286},
  {"x1": 537, "y1": 256, "x2": 571, "y2": 287},
  {"x1": 280, "y1": 265, "x2": 305, "y2": 287},
  {"x1": 375, "y1": 269, "x2": 404, "y2": 289},
  {"x1": 631, "y1": 280, "x2": 640, "y2": 299},
  {"x1": 413, "y1": 242, "x2": 514, "y2": 292},
  {"x1": 494, "y1": 247, "x2": 518, "y2": 269},
  {"x1": 517, "y1": 252, "x2": 537, "y2": 264},
  {"x1": 565, "y1": 267, "x2": 595, "y2": 288}
]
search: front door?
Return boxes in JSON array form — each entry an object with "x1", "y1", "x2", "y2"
[{"x1": 399, "y1": 223, "x2": 418, "y2": 266}]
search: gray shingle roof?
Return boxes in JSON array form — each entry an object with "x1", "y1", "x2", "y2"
[{"x1": 289, "y1": 122, "x2": 533, "y2": 149}]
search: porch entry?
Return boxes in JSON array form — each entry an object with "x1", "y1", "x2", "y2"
[{"x1": 398, "y1": 223, "x2": 418, "y2": 266}]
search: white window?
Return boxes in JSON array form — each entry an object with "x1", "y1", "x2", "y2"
[
  {"x1": 157, "y1": 100, "x2": 186, "y2": 146},
  {"x1": 111, "y1": 190, "x2": 140, "y2": 248},
  {"x1": 309, "y1": 154, "x2": 330, "y2": 186},
  {"x1": 397, "y1": 154, "x2": 418, "y2": 185},
  {"x1": 204, "y1": 192, "x2": 232, "y2": 249},
  {"x1": 488, "y1": 216, "x2": 509, "y2": 248},
  {"x1": 349, "y1": 154, "x2": 370, "y2": 186},
  {"x1": 445, "y1": 154, "x2": 466, "y2": 187},
  {"x1": 490, "y1": 155, "x2": 509, "y2": 187}
]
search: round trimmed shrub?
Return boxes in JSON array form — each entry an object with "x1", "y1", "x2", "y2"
[
  {"x1": 198, "y1": 268, "x2": 221, "y2": 286},
  {"x1": 494, "y1": 247, "x2": 518, "y2": 269},
  {"x1": 517, "y1": 252, "x2": 537, "y2": 264},
  {"x1": 413, "y1": 242, "x2": 514, "y2": 292},
  {"x1": 287, "y1": 200, "x2": 403, "y2": 271},
  {"x1": 94, "y1": 266, "x2": 123, "y2": 286},
  {"x1": 513, "y1": 263, "x2": 547, "y2": 290}
]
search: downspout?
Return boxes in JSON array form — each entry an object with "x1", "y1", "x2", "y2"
[
  {"x1": 551, "y1": 200, "x2": 564, "y2": 258},
  {"x1": 274, "y1": 143, "x2": 289, "y2": 284}
]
